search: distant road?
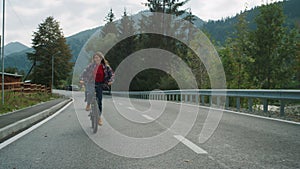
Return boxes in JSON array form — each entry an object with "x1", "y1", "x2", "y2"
[{"x1": 0, "y1": 90, "x2": 299, "y2": 168}]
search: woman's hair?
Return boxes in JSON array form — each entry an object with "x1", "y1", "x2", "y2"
[{"x1": 93, "y1": 51, "x2": 109, "y2": 65}]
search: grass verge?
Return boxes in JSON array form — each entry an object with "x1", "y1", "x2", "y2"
[{"x1": 0, "y1": 91, "x2": 60, "y2": 115}]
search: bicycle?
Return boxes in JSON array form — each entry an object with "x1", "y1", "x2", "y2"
[{"x1": 90, "y1": 92, "x2": 99, "y2": 133}]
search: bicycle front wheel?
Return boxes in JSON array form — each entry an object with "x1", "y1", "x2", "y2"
[{"x1": 92, "y1": 100, "x2": 99, "y2": 133}]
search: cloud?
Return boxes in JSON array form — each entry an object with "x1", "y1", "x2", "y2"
[{"x1": 186, "y1": 0, "x2": 284, "y2": 21}]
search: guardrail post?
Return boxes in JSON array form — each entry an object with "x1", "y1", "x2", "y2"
[
  {"x1": 201, "y1": 95, "x2": 205, "y2": 106},
  {"x1": 225, "y1": 96, "x2": 229, "y2": 109},
  {"x1": 217, "y1": 96, "x2": 220, "y2": 106},
  {"x1": 280, "y1": 100, "x2": 285, "y2": 116},
  {"x1": 236, "y1": 97, "x2": 240, "y2": 111},
  {"x1": 196, "y1": 94, "x2": 199, "y2": 104},
  {"x1": 248, "y1": 98, "x2": 253, "y2": 112},
  {"x1": 209, "y1": 96, "x2": 212, "y2": 106},
  {"x1": 263, "y1": 99, "x2": 268, "y2": 112}
]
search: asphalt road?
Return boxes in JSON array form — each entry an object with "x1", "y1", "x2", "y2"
[
  {"x1": 0, "y1": 98, "x2": 66, "y2": 128},
  {"x1": 0, "y1": 90, "x2": 299, "y2": 169}
]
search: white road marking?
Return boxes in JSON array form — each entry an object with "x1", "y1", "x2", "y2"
[
  {"x1": 174, "y1": 135, "x2": 208, "y2": 154},
  {"x1": 127, "y1": 107, "x2": 135, "y2": 110},
  {"x1": 0, "y1": 100, "x2": 73, "y2": 150},
  {"x1": 142, "y1": 115, "x2": 155, "y2": 121}
]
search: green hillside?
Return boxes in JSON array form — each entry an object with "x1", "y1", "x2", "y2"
[
  {"x1": 66, "y1": 27, "x2": 99, "y2": 62},
  {"x1": 4, "y1": 48, "x2": 33, "y2": 74},
  {"x1": 203, "y1": 0, "x2": 300, "y2": 45}
]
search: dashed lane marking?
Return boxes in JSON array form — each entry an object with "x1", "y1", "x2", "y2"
[
  {"x1": 142, "y1": 115, "x2": 155, "y2": 121},
  {"x1": 174, "y1": 135, "x2": 208, "y2": 154}
]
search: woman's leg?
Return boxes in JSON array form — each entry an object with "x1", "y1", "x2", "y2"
[
  {"x1": 86, "y1": 83, "x2": 94, "y2": 110},
  {"x1": 95, "y1": 83, "x2": 103, "y2": 126},
  {"x1": 95, "y1": 83, "x2": 103, "y2": 116}
]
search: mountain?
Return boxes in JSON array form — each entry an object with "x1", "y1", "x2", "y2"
[
  {"x1": 3, "y1": 42, "x2": 29, "y2": 56},
  {"x1": 3, "y1": 0, "x2": 299, "y2": 74},
  {"x1": 2, "y1": 27, "x2": 99, "y2": 74},
  {"x1": 4, "y1": 48, "x2": 33, "y2": 73},
  {"x1": 66, "y1": 27, "x2": 99, "y2": 62},
  {"x1": 66, "y1": 11, "x2": 205, "y2": 63}
]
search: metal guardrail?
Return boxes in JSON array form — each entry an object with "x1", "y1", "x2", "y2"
[{"x1": 110, "y1": 89, "x2": 300, "y2": 116}]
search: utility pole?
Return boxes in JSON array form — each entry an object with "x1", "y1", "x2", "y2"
[
  {"x1": 52, "y1": 53, "x2": 54, "y2": 92},
  {"x1": 1, "y1": 0, "x2": 5, "y2": 105}
]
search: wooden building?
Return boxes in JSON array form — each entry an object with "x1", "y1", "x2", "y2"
[{"x1": 0, "y1": 72, "x2": 23, "y2": 83}]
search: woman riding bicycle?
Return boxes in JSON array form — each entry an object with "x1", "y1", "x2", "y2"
[{"x1": 79, "y1": 51, "x2": 114, "y2": 126}]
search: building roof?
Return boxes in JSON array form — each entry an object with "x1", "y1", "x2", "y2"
[{"x1": 0, "y1": 72, "x2": 23, "y2": 77}]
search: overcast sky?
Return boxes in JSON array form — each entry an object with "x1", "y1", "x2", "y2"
[{"x1": 1, "y1": 0, "x2": 283, "y2": 47}]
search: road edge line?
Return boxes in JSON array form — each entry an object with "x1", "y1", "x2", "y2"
[{"x1": 0, "y1": 99, "x2": 73, "y2": 149}]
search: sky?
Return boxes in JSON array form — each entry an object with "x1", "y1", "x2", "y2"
[{"x1": 1, "y1": 0, "x2": 283, "y2": 47}]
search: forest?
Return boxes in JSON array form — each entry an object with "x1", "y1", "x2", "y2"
[
  {"x1": 4, "y1": 0, "x2": 300, "y2": 91},
  {"x1": 81, "y1": 0, "x2": 299, "y2": 90}
]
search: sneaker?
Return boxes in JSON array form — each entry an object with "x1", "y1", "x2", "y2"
[
  {"x1": 85, "y1": 104, "x2": 91, "y2": 111},
  {"x1": 98, "y1": 118, "x2": 103, "y2": 126}
]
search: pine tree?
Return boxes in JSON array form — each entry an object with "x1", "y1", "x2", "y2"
[
  {"x1": 118, "y1": 9, "x2": 136, "y2": 39},
  {"x1": 27, "y1": 16, "x2": 73, "y2": 87},
  {"x1": 141, "y1": 0, "x2": 197, "y2": 90},
  {"x1": 144, "y1": 0, "x2": 189, "y2": 14},
  {"x1": 250, "y1": 2, "x2": 298, "y2": 88},
  {"x1": 225, "y1": 11, "x2": 253, "y2": 88},
  {"x1": 101, "y1": 8, "x2": 118, "y2": 36},
  {"x1": 113, "y1": 9, "x2": 136, "y2": 67}
]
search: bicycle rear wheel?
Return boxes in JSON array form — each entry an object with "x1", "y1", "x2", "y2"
[{"x1": 91, "y1": 100, "x2": 99, "y2": 133}]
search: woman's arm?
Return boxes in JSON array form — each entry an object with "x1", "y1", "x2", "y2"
[
  {"x1": 106, "y1": 65, "x2": 115, "y2": 85},
  {"x1": 80, "y1": 63, "x2": 94, "y2": 83}
]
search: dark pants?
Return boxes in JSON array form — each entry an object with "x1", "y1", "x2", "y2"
[
  {"x1": 95, "y1": 82, "x2": 103, "y2": 116},
  {"x1": 86, "y1": 82, "x2": 103, "y2": 116}
]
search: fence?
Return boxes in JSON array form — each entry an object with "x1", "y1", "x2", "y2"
[
  {"x1": 110, "y1": 89, "x2": 300, "y2": 116},
  {"x1": 0, "y1": 82, "x2": 51, "y2": 93}
]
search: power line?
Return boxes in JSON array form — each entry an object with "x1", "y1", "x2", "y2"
[{"x1": 7, "y1": 0, "x2": 28, "y2": 31}]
